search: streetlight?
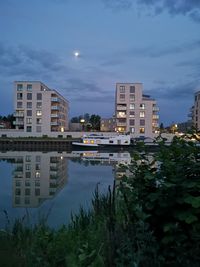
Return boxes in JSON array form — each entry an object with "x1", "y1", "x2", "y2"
[{"x1": 80, "y1": 119, "x2": 85, "y2": 131}]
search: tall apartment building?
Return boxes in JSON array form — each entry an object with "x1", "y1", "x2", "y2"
[
  {"x1": 192, "y1": 91, "x2": 200, "y2": 130},
  {"x1": 14, "y1": 81, "x2": 69, "y2": 134},
  {"x1": 115, "y1": 83, "x2": 159, "y2": 137}
]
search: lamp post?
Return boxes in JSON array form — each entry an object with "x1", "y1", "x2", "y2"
[{"x1": 80, "y1": 119, "x2": 85, "y2": 131}]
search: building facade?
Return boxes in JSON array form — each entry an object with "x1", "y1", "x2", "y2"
[
  {"x1": 100, "y1": 117, "x2": 116, "y2": 132},
  {"x1": 192, "y1": 91, "x2": 200, "y2": 131},
  {"x1": 115, "y1": 83, "x2": 159, "y2": 137},
  {"x1": 14, "y1": 81, "x2": 69, "y2": 134}
]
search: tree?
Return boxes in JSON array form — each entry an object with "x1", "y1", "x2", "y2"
[{"x1": 89, "y1": 114, "x2": 101, "y2": 131}]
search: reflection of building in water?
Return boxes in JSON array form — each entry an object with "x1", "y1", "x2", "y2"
[
  {"x1": 0, "y1": 151, "x2": 68, "y2": 208},
  {"x1": 71, "y1": 151, "x2": 131, "y2": 180}
]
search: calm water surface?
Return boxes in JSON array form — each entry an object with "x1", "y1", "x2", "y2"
[{"x1": 0, "y1": 150, "x2": 131, "y2": 228}]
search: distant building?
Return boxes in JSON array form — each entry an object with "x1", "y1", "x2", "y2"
[
  {"x1": 69, "y1": 122, "x2": 82, "y2": 131},
  {"x1": 115, "y1": 83, "x2": 159, "y2": 137},
  {"x1": 0, "y1": 121, "x2": 11, "y2": 129},
  {"x1": 100, "y1": 117, "x2": 116, "y2": 132},
  {"x1": 191, "y1": 91, "x2": 200, "y2": 131},
  {"x1": 13, "y1": 81, "x2": 69, "y2": 134},
  {"x1": 177, "y1": 121, "x2": 193, "y2": 133}
]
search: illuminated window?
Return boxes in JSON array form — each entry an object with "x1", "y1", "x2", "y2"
[
  {"x1": 140, "y1": 111, "x2": 145, "y2": 118},
  {"x1": 140, "y1": 127, "x2": 145, "y2": 133},
  {"x1": 130, "y1": 127, "x2": 135, "y2": 133},
  {"x1": 36, "y1": 110, "x2": 42, "y2": 116},
  {"x1": 140, "y1": 103, "x2": 145, "y2": 109},
  {"x1": 130, "y1": 94, "x2": 135, "y2": 101},
  {"x1": 130, "y1": 104, "x2": 135, "y2": 110}
]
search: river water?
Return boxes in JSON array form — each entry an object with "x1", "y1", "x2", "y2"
[{"x1": 0, "y1": 150, "x2": 131, "y2": 228}]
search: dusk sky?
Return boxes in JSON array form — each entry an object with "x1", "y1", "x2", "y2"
[{"x1": 0, "y1": 0, "x2": 200, "y2": 125}]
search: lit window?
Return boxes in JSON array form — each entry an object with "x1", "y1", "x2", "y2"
[
  {"x1": 36, "y1": 110, "x2": 42, "y2": 116},
  {"x1": 130, "y1": 104, "x2": 135, "y2": 110},
  {"x1": 140, "y1": 111, "x2": 145, "y2": 118},
  {"x1": 140, "y1": 103, "x2": 145, "y2": 109},
  {"x1": 130, "y1": 94, "x2": 135, "y2": 101},
  {"x1": 130, "y1": 127, "x2": 135, "y2": 133},
  {"x1": 140, "y1": 127, "x2": 145, "y2": 133}
]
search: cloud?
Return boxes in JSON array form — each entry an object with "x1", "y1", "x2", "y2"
[
  {"x1": 102, "y1": 0, "x2": 200, "y2": 22},
  {"x1": 148, "y1": 81, "x2": 200, "y2": 100}
]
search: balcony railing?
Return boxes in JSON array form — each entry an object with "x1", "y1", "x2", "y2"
[
  {"x1": 51, "y1": 106, "x2": 60, "y2": 110},
  {"x1": 51, "y1": 114, "x2": 59, "y2": 118},
  {"x1": 153, "y1": 115, "x2": 159, "y2": 119},
  {"x1": 117, "y1": 105, "x2": 127, "y2": 110},
  {"x1": 51, "y1": 97, "x2": 60, "y2": 102},
  {"x1": 116, "y1": 114, "x2": 126, "y2": 118},
  {"x1": 14, "y1": 112, "x2": 24, "y2": 117},
  {"x1": 117, "y1": 122, "x2": 127, "y2": 127},
  {"x1": 51, "y1": 121, "x2": 59, "y2": 126},
  {"x1": 13, "y1": 121, "x2": 24, "y2": 125},
  {"x1": 152, "y1": 106, "x2": 159, "y2": 111}
]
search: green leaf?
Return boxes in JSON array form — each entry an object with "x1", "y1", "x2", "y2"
[{"x1": 184, "y1": 196, "x2": 200, "y2": 208}]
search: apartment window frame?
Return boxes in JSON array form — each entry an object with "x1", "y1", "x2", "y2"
[
  {"x1": 27, "y1": 93, "x2": 32, "y2": 100},
  {"x1": 37, "y1": 93, "x2": 42, "y2": 100},
  {"x1": 27, "y1": 110, "x2": 32, "y2": 117},
  {"x1": 140, "y1": 127, "x2": 145, "y2": 134},
  {"x1": 140, "y1": 119, "x2": 145, "y2": 126},
  {"x1": 140, "y1": 103, "x2": 145, "y2": 110},
  {"x1": 27, "y1": 102, "x2": 32, "y2": 109},
  {"x1": 130, "y1": 103, "x2": 135, "y2": 110},
  {"x1": 140, "y1": 111, "x2": 145, "y2": 118},
  {"x1": 119, "y1": 86, "x2": 125, "y2": 93},
  {"x1": 26, "y1": 126, "x2": 32, "y2": 132},
  {"x1": 129, "y1": 119, "x2": 135, "y2": 126},
  {"x1": 17, "y1": 84, "x2": 23, "y2": 91},
  {"x1": 27, "y1": 84, "x2": 32, "y2": 91},
  {"x1": 36, "y1": 110, "x2": 42, "y2": 116},
  {"x1": 17, "y1": 102, "x2": 23, "y2": 108}
]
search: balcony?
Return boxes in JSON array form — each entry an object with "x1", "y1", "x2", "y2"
[
  {"x1": 13, "y1": 121, "x2": 24, "y2": 125},
  {"x1": 51, "y1": 121, "x2": 59, "y2": 126},
  {"x1": 117, "y1": 105, "x2": 127, "y2": 111},
  {"x1": 152, "y1": 106, "x2": 159, "y2": 112},
  {"x1": 153, "y1": 115, "x2": 159, "y2": 119},
  {"x1": 51, "y1": 97, "x2": 60, "y2": 102},
  {"x1": 51, "y1": 105, "x2": 60, "y2": 111},
  {"x1": 117, "y1": 122, "x2": 127, "y2": 127},
  {"x1": 116, "y1": 114, "x2": 126, "y2": 118},
  {"x1": 51, "y1": 114, "x2": 59, "y2": 118},
  {"x1": 14, "y1": 112, "x2": 24, "y2": 117}
]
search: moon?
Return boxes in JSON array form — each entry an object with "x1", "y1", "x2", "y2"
[{"x1": 74, "y1": 51, "x2": 80, "y2": 58}]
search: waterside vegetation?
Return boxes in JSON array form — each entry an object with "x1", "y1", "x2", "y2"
[{"x1": 0, "y1": 136, "x2": 200, "y2": 266}]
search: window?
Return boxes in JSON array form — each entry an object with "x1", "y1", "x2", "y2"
[
  {"x1": 118, "y1": 118, "x2": 126, "y2": 123},
  {"x1": 36, "y1": 118, "x2": 42, "y2": 124},
  {"x1": 37, "y1": 93, "x2": 42, "y2": 100},
  {"x1": 26, "y1": 164, "x2": 31, "y2": 171},
  {"x1": 140, "y1": 111, "x2": 145, "y2": 118},
  {"x1": 27, "y1": 102, "x2": 32, "y2": 109},
  {"x1": 130, "y1": 103, "x2": 135, "y2": 110},
  {"x1": 35, "y1": 188, "x2": 40, "y2": 196},
  {"x1": 25, "y1": 172, "x2": 31, "y2": 178},
  {"x1": 35, "y1": 180, "x2": 40, "y2": 187},
  {"x1": 15, "y1": 188, "x2": 21, "y2": 196},
  {"x1": 36, "y1": 155, "x2": 41, "y2": 162},
  {"x1": 130, "y1": 86, "x2": 135, "y2": 93},
  {"x1": 27, "y1": 93, "x2": 32, "y2": 100},
  {"x1": 129, "y1": 119, "x2": 135, "y2": 126},
  {"x1": 36, "y1": 102, "x2": 42, "y2": 108},
  {"x1": 130, "y1": 94, "x2": 135, "y2": 101},
  {"x1": 26, "y1": 118, "x2": 32, "y2": 124},
  {"x1": 27, "y1": 84, "x2": 32, "y2": 91},
  {"x1": 117, "y1": 111, "x2": 126, "y2": 118},
  {"x1": 36, "y1": 110, "x2": 42, "y2": 116},
  {"x1": 15, "y1": 180, "x2": 21, "y2": 186},
  {"x1": 140, "y1": 103, "x2": 145, "y2": 109},
  {"x1": 26, "y1": 155, "x2": 31, "y2": 162},
  {"x1": 25, "y1": 188, "x2": 30, "y2": 196},
  {"x1": 119, "y1": 86, "x2": 125, "y2": 93},
  {"x1": 17, "y1": 93, "x2": 23, "y2": 100},
  {"x1": 24, "y1": 197, "x2": 30, "y2": 204},
  {"x1": 26, "y1": 126, "x2": 32, "y2": 132},
  {"x1": 17, "y1": 84, "x2": 23, "y2": 91},
  {"x1": 140, "y1": 119, "x2": 145, "y2": 126},
  {"x1": 27, "y1": 110, "x2": 32, "y2": 116},
  {"x1": 35, "y1": 171, "x2": 40, "y2": 178},
  {"x1": 17, "y1": 102, "x2": 23, "y2": 108},
  {"x1": 130, "y1": 127, "x2": 135, "y2": 133},
  {"x1": 140, "y1": 127, "x2": 145, "y2": 133},
  {"x1": 129, "y1": 111, "x2": 135, "y2": 117},
  {"x1": 25, "y1": 181, "x2": 30, "y2": 186},
  {"x1": 36, "y1": 126, "x2": 42, "y2": 132},
  {"x1": 119, "y1": 94, "x2": 125, "y2": 100},
  {"x1": 35, "y1": 164, "x2": 40, "y2": 170}
]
